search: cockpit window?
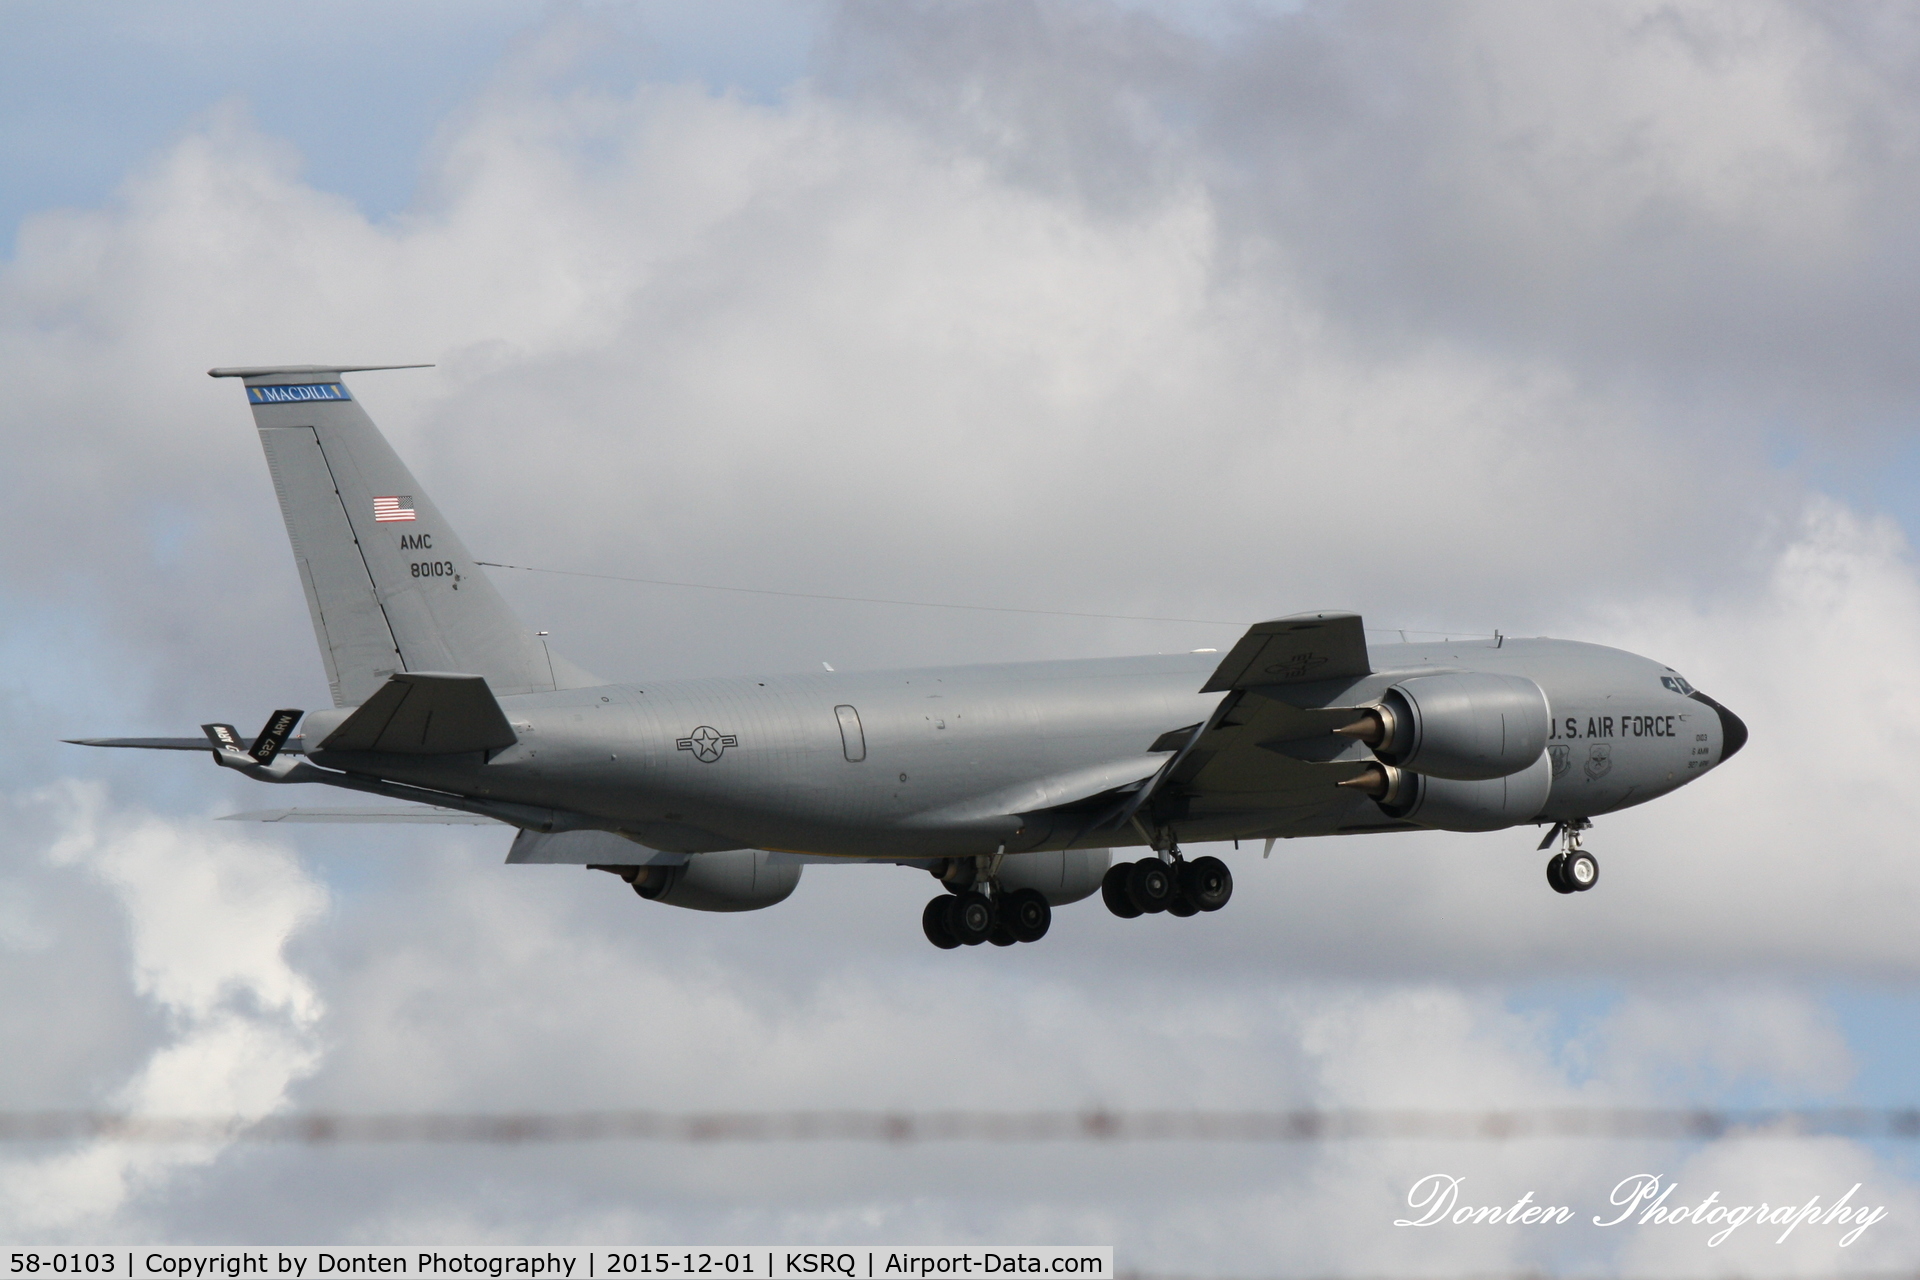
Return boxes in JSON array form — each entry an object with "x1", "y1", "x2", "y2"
[{"x1": 1661, "y1": 674, "x2": 1695, "y2": 695}]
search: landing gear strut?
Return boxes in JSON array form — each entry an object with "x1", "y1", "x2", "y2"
[{"x1": 1544, "y1": 820, "x2": 1598, "y2": 895}]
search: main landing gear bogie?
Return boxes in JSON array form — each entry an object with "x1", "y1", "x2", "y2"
[
  {"x1": 921, "y1": 840, "x2": 1232, "y2": 948},
  {"x1": 922, "y1": 885, "x2": 1052, "y2": 949},
  {"x1": 1100, "y1": 852, "x2": 1233, "y2": 920}
]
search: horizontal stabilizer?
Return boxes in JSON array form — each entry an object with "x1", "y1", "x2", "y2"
[
  {"x1": 222, "y1": 806, "x2": 501, "y2": 824},
  {"x1": 1200, "y1": 612, "x2": 1371, "y2": 692},
  {"x1": 66, "y1": 736, "x2": 278, "y2": 752},
  {"x1": 208, "y1": 364, "x2": 433, "y2": 378},
  {"x1": 316, "y1": 672, "x2": 516, "y2": 755}
]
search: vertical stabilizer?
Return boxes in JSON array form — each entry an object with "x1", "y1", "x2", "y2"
[{"x1": 213, "y1": 366, "x2": 573, "y2": 706}]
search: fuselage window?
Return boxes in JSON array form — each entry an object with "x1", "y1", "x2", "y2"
[
  {"x1": 1661, "y1": 675, "x2": 1696, "y2": 695},
  {"x1": 835, "y1": 705, "x2": 866, "y2": 762}
]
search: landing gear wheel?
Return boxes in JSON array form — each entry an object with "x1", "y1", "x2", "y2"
[
  {"x1": 1102, "y1": 863, "x2": 1142, "y2": 918},
  {"x1": 989, "y1": 925, "x2": 1018, "y2": 946},
  {"x1": 1004, "y1": 888, "x2": 1052, "y2": 942},
  {"x1": 1126, "y1": 858, "x2": 1177, "y2": 914},
  {"x1": 1166, "y1": 894, "x2": 1200, "y2": 917},
  {"x1": 922, "y1": 896, "x2": 961, "y2": 949},
  {"x1": 947, "y1": 891, "x2": 995, "y2": 945},
  {"x1": 1182, "y1": 856, "x2": 1233, "y2": 912},
  {"x1": 1546, "y1": 856, "x2": 1576, "y2": 895},
  {"x1": 1564, "y1": 850, "x2": 1599, "y2": 892}
]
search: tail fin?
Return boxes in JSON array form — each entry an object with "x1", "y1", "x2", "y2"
[{"x1": 213, "y1": 365, "x2": 590, "y2": 706}]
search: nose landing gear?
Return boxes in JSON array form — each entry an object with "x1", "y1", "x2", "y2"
[{"x1": 1543, "y1": 820, "x2": 1598, "y2": 895}]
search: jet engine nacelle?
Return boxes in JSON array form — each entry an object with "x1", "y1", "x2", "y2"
[
  {"x1": 627, "y1": 850, "x2": 801, "y2": 912},
  {"x1": 1346, "y1": 672, "x2": 1550, "y2": 781},
  {"x1": 994, "y1": 848, "x2": 1111, "y2": 905},
  {"x1": 1368, "y1": 752, "x2": 1553, "y2": 832}
]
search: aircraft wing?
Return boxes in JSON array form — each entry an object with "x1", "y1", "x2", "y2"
[
  {"x1": 1102, "y1": 696, "x2": 1382, "y2": 834},
  {"x1": 221, "y1": 806, "x2": 500, "y2": 823},
  {"x1": 1112, "y1": 612, "x2": 1383, "y2": 831},
  {"x1": 1199, "y1": 611, "x2": 1371, "y2": 692},
  {"x1": 1158, "y1": 690, "x2": 1378, "y2": 810},
  {"x1": 506, "y1": 829, "x2": 692, "y2": 865},
  {"x1": 907, "y1": 755, "x2": 1167, "y2": 828}
]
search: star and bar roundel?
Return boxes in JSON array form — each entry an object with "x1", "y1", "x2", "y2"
[{"x1": 677, "y1": 726, "x2": 738, "y2": 762}]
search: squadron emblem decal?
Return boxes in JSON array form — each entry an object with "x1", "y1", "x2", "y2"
[
  {"x1": 1584, "y1": 742, "x2": 1613, "y2": 780},
  {"x1": 676, "y1": 725, "x2": 739, "y2": 763}
]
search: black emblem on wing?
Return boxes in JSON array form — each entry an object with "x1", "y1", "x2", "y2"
[{"x1": 1263, "y1": 650, "x2": 1329, "y2": 680}]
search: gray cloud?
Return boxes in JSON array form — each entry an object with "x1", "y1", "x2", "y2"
[{"x1": 830, "y1": 1, "x2": 1920, "y2": 430}]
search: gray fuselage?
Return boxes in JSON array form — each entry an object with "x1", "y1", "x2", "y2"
[{"x1": 302, "y1": 637, "x2": 1731, "y2": 859}]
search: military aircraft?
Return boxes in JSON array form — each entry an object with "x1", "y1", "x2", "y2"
[{"x1": 73, "y1": 365, "x2": 1748, "y2": 949}]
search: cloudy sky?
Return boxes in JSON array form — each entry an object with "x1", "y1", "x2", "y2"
[{"x1": 4, "y1": 0, "x2": 1920, "y2": 1271}]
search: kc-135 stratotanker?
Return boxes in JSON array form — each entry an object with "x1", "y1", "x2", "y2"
[{"x1": 74, "y1": 366, "x2": 1748, "y2": 949}]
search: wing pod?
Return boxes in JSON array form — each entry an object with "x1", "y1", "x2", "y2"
[
  {"x1": 599, "y1": 850, "x2": 802, "y2": 913},
  {"x1": 993, "y1": 848, "x2": 1112, "y2": 906},
  {"x1": 1335, "y1": 672, "x2": 1549, "y2": 780},
  {"x1": 1341, "y1": 754, "x2": 1552, "y2": 832}
]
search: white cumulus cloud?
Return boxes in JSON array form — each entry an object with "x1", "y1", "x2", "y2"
[{"x1": 0, "y1": 782, "x2": 325, "y2": 1235}]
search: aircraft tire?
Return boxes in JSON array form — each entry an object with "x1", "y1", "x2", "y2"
[
  {"x1": 1565, "y1": 850, "x2": 1599, "y2": 892},
  {"x1": 989, "y1": 925, "x2": 1019, "y2": 946},
  {"x1": 1166, "y1": 894, "x2": 1199, "y2": 917},
  {"x1": 1183, "y1": 856, "x2": 1233, "y2": 912},
  {"x1": 922, "y1": 896, "x2": 962, "y2": 949},
  {"x1": 1546, "y1": 856, "x2": 1577, "y2": 895},
  {"x1": 1005, "y1": 888, "x2": 1052, "y2": 942},
  {"x1": 949, "y1": 891, "x2": 996, "y2": 945},
  {"x1": 1102, "y1": 864, "x2": 1143, "y2": 918},
  {"x1": 1126, "y1": 858, "x2": 1176, "y2": 914}
]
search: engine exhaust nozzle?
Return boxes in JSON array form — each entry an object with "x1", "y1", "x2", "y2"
[
  {"x1": 1337, "y1": 763, "x2": 1390, "y2": 798},
  {"x1": 1336, "y1": 762, "x2": 1414, "y2": 808},
  {"x1": 1332, "y1": 706, "x2": 1392, "y2": 749}
]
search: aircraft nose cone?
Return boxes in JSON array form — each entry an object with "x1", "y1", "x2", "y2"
[{"x1": 1689, "y1": 691, "x2": 1749, "y2": 762}]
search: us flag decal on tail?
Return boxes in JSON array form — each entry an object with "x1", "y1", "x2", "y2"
[{"x1": 373, "y1": 495, "x2": 416, "y2": 522}]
